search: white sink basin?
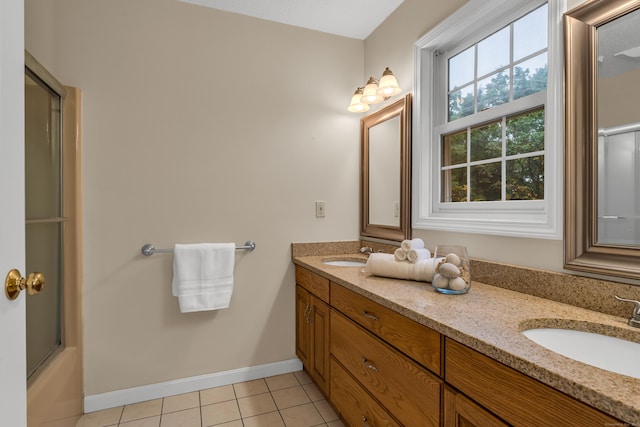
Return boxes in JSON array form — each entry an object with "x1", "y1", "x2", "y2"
[
  {"x1": 523, "y1": 328, "x2": 640, "y2": 379},
  {"x1": 322, "y1": 260, "x2": 367, "y2": 267}
]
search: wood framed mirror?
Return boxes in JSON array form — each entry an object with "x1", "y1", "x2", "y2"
[
  {"x1": 361, "y1": 93, "x2": 411, "y2": 242},
  {"x1": 564, "y1": 0, "x2": 640, "y2": 279}
]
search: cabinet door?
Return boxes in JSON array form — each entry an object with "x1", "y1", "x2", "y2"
[
  {"x1": 295, "y1": 285, "x2": 310, "y2": 367},
  {"x1": 310, "y1": 297, "x2": 330, "y2": 396},
  {"x1": 296, "y1": 285, "x2": 330, "y2": 397},
  {"x1": 444, "y1": 387, "x2": 508, "y2": 427}
]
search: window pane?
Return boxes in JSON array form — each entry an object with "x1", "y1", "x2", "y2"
[
  {"x1": 448, "y1": 84, "x2": 474, "y2": 121},
  {"x1": 449, "y1": 46, "x2": 474, "y2": 90},
  {"x1": 470, "y1": 162, "x2": 502, "y2": 201},
  {"x1": 513, "y1": 4, "x2": 548, "y2": 62},
  {"x1": 513, "y1": 54, "x2": 547, "y2": 100},
  {"x1": 506, "y1": 108, "x2": 544, "y2": 156},
  {"x1": 477, "y1": 27, "x2": 510, "y2": 77},
  {"x1": 506, "y1": 155, "x2": 544, "y2": 200},
  {"x1": 477, "y1": 71, "x2": 510, "y2": 111},
  {"x1": 442, "y1": 130, "x2": 467, "y2": 166},
  {"x1": 442, "y1": 168, "x2": 467, "y2": 202},
  {"x1": 470, "y1": 121, "x2": 502, "y2": 162}
]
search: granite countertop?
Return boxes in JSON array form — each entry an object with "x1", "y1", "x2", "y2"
[{"x1": 293, "y1": 254, "x2": 640, "y2": 425}]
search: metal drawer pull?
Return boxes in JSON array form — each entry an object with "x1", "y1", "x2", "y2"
[
  {"x1": 362, "y1": 415, "x2": 371, "y2": 427},
  {"x1": 362, "y1": 310, "x2": 378, "y2": 321},
  {"x1": 362, "y1": 357, "x2": 378, "y2": 372}
]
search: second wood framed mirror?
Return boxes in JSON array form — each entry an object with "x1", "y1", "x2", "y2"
[{"x1": 564, "y1": 0, "x2": 640, "y2": 279}]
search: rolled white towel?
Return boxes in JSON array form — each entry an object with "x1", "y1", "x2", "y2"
[
  {"x1": 394, "y1": 247, "x2": 407, "y2": 262},
  {"x1": 366, "y1": 253, "x2": 435, "y2": 282},
  {"x1": 407, "y1": 248, "x2": 431, "y2": 264},
  {"x1": 401, "y1": 238, "x2": 425, "y2": 252}
]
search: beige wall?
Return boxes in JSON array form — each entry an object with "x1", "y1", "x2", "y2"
[
  {"x1": 599, "y1": 69, "x2": 640, "y2": 129},
  {"x1": 25, "y1": 0, "x2": 364, "y2": 395}
]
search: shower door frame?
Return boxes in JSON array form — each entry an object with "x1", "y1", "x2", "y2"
[{"x1": 25, "y1": 51, "x2": 83, "y2": 426}]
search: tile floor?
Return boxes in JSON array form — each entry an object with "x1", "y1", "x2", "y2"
[{"x1": 76, "y1": 371, "x2": 344, "y2": 427}]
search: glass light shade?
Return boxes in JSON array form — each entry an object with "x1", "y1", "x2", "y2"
[
  {"x1": 347, "y1": 87, "x2": 370, "y2": 113},
  {"x1": 361, "y1": 77, "x2": 383, "y2": 104},
  {"x1": 377, "y1": 67, "x2": 401, "y2": 97}
]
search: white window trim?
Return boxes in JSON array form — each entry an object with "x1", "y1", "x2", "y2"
[{"x1": 412, "y1": 0, "x2": 565, "y2": 239}]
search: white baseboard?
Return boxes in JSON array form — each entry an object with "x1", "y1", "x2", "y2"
[{"x1": 84, "y1": 358, "x2": 303, "y2": 413}]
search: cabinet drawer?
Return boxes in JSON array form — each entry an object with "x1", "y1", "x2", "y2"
[
  {"x1": 295, "y1": 266, "x2": 329, "y2": 303},
  {"x1": 445, "y1": 338, "x2": 622, "y2": 427},
  {"x1": 330, "y1": 282, "x2": 441, "y2": 375},
  {"x1": 444, "y1": 386, "x2": 508, "y2": 427},
  {"x1": 331, "y1": 310, "x2": 442, "y2": 427},
  {"x1": 330, "y1": 358, "x2": 400, "y2": 427}
]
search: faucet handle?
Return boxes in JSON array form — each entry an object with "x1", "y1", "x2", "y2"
[{"x1": 615, "y1": 295, "x2": 640, "y2": 328}]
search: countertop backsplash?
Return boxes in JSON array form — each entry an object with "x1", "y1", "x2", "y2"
[{"x1": 291, "y1": 240, "x2": 640, "y2": 318}]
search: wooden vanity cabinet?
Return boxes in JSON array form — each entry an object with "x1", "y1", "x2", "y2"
[
  {"x1": 295, "y1": 266, "x2": 330, "y2": 396},
  {"x1": 445, "y1": 338, "x2": 622, "y2": 427},
  {"x1": 294, "y1": 265, "x2": 626, "y2": 426}
]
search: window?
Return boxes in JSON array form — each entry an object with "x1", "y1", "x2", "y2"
[{"x1": 413, "y1": 0, "x2": 564, "y2": 238}]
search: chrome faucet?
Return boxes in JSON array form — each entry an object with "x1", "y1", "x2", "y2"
[
  {"x1": 615, "y1": 295, "x2": 640, "y2": 328},
  {"x1": 359, "y1": 246, "x2": 374, "y2": 255}
]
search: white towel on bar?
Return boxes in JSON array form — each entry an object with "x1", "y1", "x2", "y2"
[{"x1": 172, "y1": 243, "x2": 235, "y2": 313}]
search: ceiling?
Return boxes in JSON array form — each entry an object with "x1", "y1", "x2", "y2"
[
  {"x1": 598, "y1": 8, "x2": 640, "y2": 79},
  {"x1": 178, "y1": 0, "x2": 405, "y2": 40}
]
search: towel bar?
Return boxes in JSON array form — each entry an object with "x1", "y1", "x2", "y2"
[{"x1": 141, "y1": 241, "x2": 256, "y2": 256}]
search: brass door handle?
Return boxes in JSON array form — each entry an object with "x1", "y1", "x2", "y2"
[{"x1": 5, "y1": 269, "x2": 45, "y2": 300}]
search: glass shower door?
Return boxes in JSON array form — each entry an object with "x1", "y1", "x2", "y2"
[
  {"x1": 24, "y1": 70, "x2": 63, "y2": 381},
  {"x1": 597, "y1": 129, "x2": 640, "y2": 246}
]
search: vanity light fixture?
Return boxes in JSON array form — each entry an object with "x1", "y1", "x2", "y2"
[
  {"x1": 347, "y1": 87, "x2": 370, "y2": 113},
  {"x1": 348, "y1": 67, "x2": 401, "y2": 112}
]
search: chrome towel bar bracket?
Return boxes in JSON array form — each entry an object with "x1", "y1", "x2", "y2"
[{"x1": 141, "y1": 241, "x2": 256, "y2": 256}]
